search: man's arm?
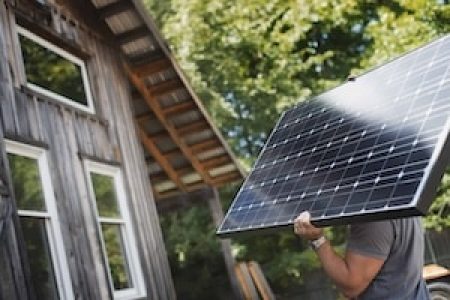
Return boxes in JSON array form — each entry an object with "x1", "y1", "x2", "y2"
[
  {"x1": 315, "y1": 241, "x2": 384, "y2": 298},
  {"x1": 294, "y1": 212, "x2": 385, "y2": 299}
]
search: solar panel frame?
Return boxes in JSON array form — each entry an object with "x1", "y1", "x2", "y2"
[{"x1": 217, "y1": 34, "x2": 450, "y2": 238}]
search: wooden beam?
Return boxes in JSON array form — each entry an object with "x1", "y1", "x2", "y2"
[
  {"x1": 150, "y1": 172, "x2": 169, "y2": 182},
  {"x1": 202, "y1": 155, "x2": 231, "y2": 169},
  {"x1": 190, "y1": 139, "x2": 220, "y2": 153},
  {"x1": 129, "y1": 0, "x2": 246, "y2": 182},
  {"x1": 162, "y1": 101, "x2": 196, "y2": 116},
  {"x1": 162, "y1": 148, "x2": 182, "y2": 158},
  {"x1": 149, "y1": 164, "x2": 194, "y2": 183},
  {"x1": 137, "y1": 125, "x2": 187, "y2": 192},
  {"x1": 148, "y1": 130, "x2": 170, "y2": 140},
  {"x1": 235, "y1": 263, "x2": 259, "y2": 300},
  {"x1": 135, "y1": 112, "x2": 153, "y2": 123},
  {"x1": 176, "y1": 120, "x2": 209, "y2": 136},
  {"x1": 125, "y1": 64, "x2": 214, "y2": 185},
  {"x1": 148, "y1": 78, "x2": 184, "y2": 98},
  {"x1": 116, "y1": 26, "x2": 149, "y2": 45},
  {"x1": 156, "y1": 182, "x2": 208, "y2": 200},
  {"x1": 132, "y1": 58, "x2": 172, "y2": 77},
  {"x1": 208, "y1": 188, "x2": 245, "y2": 300},
  {"x1": 185, "y1": 181, "x2": 207, "y2": 192},
  {"x1": 128, "y1": 49, "x2": 165, "y2": 66},
  {"x1": 176, "y1": 165, "x2": 195, "y2": 176},
  {"x1": 247, "y1": 262, "x2": 275, "y2": 300},
  {"x1": 98, "y1": 0, "x2": 133, "y2": 19},
  {"x1": 211, "y1": 172, "x2": 242, "y2": 186}
]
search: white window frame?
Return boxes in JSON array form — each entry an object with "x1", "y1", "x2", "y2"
[
  {"x1": 5, "y1": 140, "x2": 74, "y2": 300},
  {"x1": 84, "y1": 161, "x2": 146, "y2": 300},
  {"x1": 16, "y1": 26, "x2": 95, "y2": 114}
]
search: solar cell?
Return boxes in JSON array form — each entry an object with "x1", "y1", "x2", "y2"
[{"x1": 217, "y1": 34, "x2": 450, "y2": 237}]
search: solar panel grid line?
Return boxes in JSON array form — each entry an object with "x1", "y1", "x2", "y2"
[
  {"x1": 410, "y1": 42, "x2": 450, "y2": 211},
  {"x1": 249, "y1": 131, "x2": 439, "y2": 192},
  {"x1": 258, "y1": 97, "x2": 450, "y2": 170},
  {"x1": 219, "y1": 110, "x2": 289, "y2": 232},
  {"x1": 331, "y1": 57, "x2": 424, "y2": 215},
  {"x1": 243, "y1": 169, "x2": 420, "y2": 210},
  {"x1": 218, "y1": 34, "x2": 450, "y2": 237}
]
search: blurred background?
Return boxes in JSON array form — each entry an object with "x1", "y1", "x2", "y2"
[{"x1": 143, "y1": 1, "x2": 450, "y2": 299}]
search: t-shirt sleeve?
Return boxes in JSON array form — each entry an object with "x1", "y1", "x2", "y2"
[{"x1": 346, "y1": 221, "x2": 394, "y2": 260}]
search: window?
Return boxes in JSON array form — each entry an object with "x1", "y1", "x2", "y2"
[
  {"x1": 5, "y1": 140, "x2": 73, "y2": 300},
  {"x1": 85, "y1": 161, "x2": 145, "y2": 299},
  {"x1": 17, "y1": 26, "x2": 94, "y2": 113}
]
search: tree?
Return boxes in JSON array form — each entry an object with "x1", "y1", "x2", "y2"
[{"x1": 144, "y1": 0, "x2": 450, "y2": 298}]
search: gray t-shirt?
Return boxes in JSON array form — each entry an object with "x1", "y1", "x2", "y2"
[{"x1": 347, "y1": 217, "x2": 430, "y2": 300}]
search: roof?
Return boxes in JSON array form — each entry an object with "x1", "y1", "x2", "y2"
[{"x1": 88, "y1": 0, "x2": 245, "y2": 199}]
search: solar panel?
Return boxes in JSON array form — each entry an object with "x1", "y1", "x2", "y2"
[{"x1": 217, "y1": 35, "x2": 450, "y2": 237}]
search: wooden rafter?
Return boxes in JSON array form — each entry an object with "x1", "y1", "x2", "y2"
[
  {"x1": 149, "y1": 165, "x2": 195, "y2": 180},
  {"x1": 137, "y1": 125, "x2": 187, "y2": 191},
  {"x1": 148, "y1": 78, "x2": 183, "y2": 97},
  {"x1": 126, "y1": 63, "x2": 214, "y2": 185},
  {"x1": 148, "y1": 130, "x2": 169, "y2": 140},
  {"x1": 157, "y1": 182, "x2": 208, "y2": 199},
  {"x1": 98, "y1": 0, "x2": 133, "y2": 19},
  {"x1": 177, "y1": 120, "x2": 209, "y2": 135},
  {"x1": 162, "y1": 101, "x2": 196, "y2": 116},
  {"x1": 150, "y1": 173, "x2": 170, "y2": 182},
  {"x1": 190, "y1": 139, "x2": 220, "y2": 153},
  {"x1": 129, "y1": 49, "x2": 165, "y2": 65},
  {"x1": 132, "y1": 57, "x2": 172, "y2": 77},
  {"x1": 116, "y1": 26, "x2": 149, "y2": 45},
  {"x1": 185, "y1": 181, "x2": 207, "y2": 191},
  {"x1": 162, "y1": 148, "x2": 182, "y2": 158},
  {"x1": 202, "y1": 155, "x2": 231, "y2": 169},
  {"x1": 135, "y1": 112, "x2": 153, "y2": 123},
  {"x1": 212, "y1": 172, "x2": 242, "y2": 186},
  {"x1": 176, "y1": 165, "x2": 195, "y2": 176}
]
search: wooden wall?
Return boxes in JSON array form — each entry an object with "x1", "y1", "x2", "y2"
[{"x1": 0, "y1": 0, "x2": 176, "y2": 299}]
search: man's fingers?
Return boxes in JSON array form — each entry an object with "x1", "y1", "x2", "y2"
[
  {"x1": 295, "y1": 211, "x2": 311, "y2": 223},
  {"x1": 294, "y1": 211, "x2": 314, "y2": 235}
]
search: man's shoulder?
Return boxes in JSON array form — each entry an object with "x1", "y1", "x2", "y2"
[
  {"x1": 350, "y1": 217, "x2": 421, "y2": 230},
  {"x1": 350, "y1": 220, "x2": 394, "y2": 231}
]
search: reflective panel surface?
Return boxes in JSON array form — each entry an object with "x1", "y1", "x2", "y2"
[
  {"x1": 91, "y1": 173, "x2": 121, "y2": 218},
  {"x1": 7, "y1": 153, "x2": 46, "y2": 211},
  {"x1": 101, "y1": 224, "x2": 132, "y2": 290},
  {"x1": 20, "y1": 218, "x2": 59, "y2": 300},
  {"x1": 218, "y1": 34, "x2": 450, "y2": 237},
  {"x1": 19, "y1": 33, "x2": 88, "y2": 106}
]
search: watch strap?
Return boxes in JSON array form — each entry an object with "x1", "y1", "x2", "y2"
[{"x1": 310, "y1": 236, "x2": 326, "y2": 250}]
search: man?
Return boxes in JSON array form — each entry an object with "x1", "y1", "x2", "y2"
[{"x1": 294, "y1": 211, "x2": 430, "y2": 299}]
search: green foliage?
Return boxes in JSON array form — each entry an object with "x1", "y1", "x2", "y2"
[
  {"x1": 7, "y1": 154, "x2": 45, "y2": 211},
  {"x1": 160, "y1": 206, "x2": 232, "y2": 300},
  {"x1": 425, "y1": 169, "x2": 450, "y2": 230},
  {"x1": 101, "y1": 224, "x2": 131, "y2": 290},
  {"x1": 144, "y1": 0, "x2": 450, "y2": 298}
]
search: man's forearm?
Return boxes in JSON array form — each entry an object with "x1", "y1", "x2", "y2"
[{"x1": 315, "y1": 241, "x2": 359, "y2": 298}]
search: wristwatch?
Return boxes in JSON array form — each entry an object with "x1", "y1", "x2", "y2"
[{"x1": 309, "y1": 236, "x2": 326, "y2": 251}]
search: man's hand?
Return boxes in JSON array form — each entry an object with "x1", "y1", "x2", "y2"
[
  {"x1": 293, "y1": 211, "x2": 385, "y2": 299},
  {"x1": 293, "y1": 211, "x2": 323, "y2": 241}
]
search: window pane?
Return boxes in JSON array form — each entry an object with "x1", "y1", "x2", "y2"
[
  {"x1": 101, "y1": 224, "x2": 132, "y2": 290},
  {"x1": 20, "y1": 217, "x2": 59, "y2": 300},
  {"x1": 19, "y1": 33, "x2": 88, "y2": 106},
  {"x1": 91, "y1": 173, "x2": 120, "y2": 218},
  {"x1": 7, "y1": 153, "x2": 46, "y2": 211}
]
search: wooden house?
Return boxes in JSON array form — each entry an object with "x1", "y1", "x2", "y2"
[{"x1": 0, "y1": 0, "x2": 244, "y2": 299}]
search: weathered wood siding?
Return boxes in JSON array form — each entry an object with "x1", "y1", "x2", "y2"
[{"x1": 0, "y1": 0, "x2": 175, "y2": 299}]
